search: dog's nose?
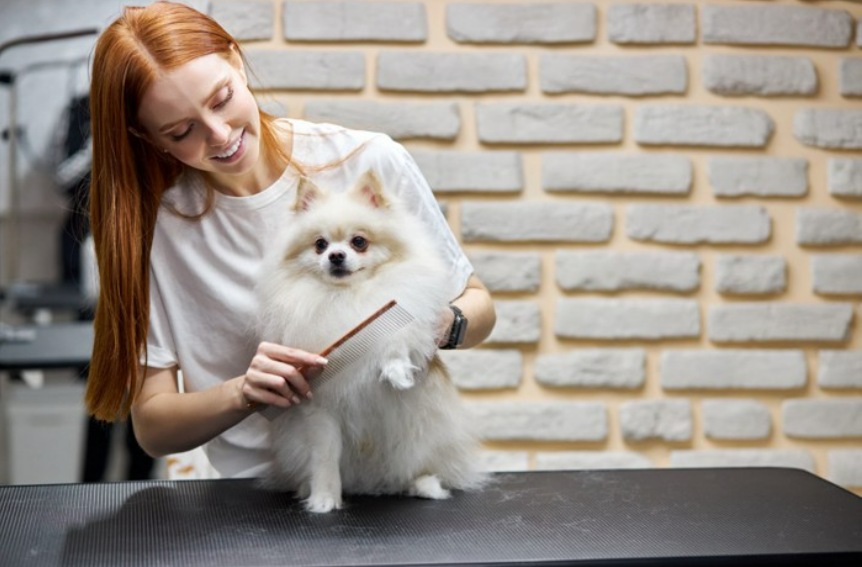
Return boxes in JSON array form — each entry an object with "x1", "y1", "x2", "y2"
[{"x1": 329, "y1": 251, "x2": 345, "y2": 266}]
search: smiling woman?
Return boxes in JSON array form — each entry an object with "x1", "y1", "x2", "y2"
[{"x1": 84, "y1": 1, "x2": 495, "y2": 480}]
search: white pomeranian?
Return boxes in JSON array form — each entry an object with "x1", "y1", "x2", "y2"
[{"x1": 255, "y1": 169, "x2": 485, "y2": 513}]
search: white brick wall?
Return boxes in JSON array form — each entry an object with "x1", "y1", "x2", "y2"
[{"x1": 153, "y1": 1, "x2": 862, "y2": 493}]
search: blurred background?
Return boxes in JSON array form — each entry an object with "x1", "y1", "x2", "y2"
[{"x1": 0, "y1": 0, "x2": 860, "y2": 496}]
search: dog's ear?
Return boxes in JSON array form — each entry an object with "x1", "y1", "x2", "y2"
[
  {"x1": 351, "y1": 170, "x2": 389, "y2": 209},
  {"x1": 294, "y1": 177, "x2": 324, "y2": 212}
]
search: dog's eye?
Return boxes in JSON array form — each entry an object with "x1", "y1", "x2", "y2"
[
  {"x1": 350, "y1": 236, "x2": 368, "y2": 252},
  {"x1": 314, "y1": 238, "x2": 328, "y2": 254}
]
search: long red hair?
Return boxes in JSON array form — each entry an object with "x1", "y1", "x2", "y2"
[{"x1": 87, "y1": 1, "x2": 289, "y2": 421}]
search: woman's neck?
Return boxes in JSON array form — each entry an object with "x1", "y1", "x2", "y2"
[{"x1": 204, "y1": 159, "x2": 278, "y2": 197}]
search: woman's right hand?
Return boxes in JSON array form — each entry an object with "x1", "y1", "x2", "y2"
[{"x1": 240, "y1": 342, "x2": 328, "y2": 410}]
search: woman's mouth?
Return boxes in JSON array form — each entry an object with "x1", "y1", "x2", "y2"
[{"x1": 212, "y1": 129, "x2": 245, "y2": 163}]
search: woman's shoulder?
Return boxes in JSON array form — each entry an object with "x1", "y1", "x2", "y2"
[{"x1": 283, "y1": 118, "x2": 406, "y2": 162}]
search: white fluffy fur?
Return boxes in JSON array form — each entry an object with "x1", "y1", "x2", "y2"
[{"x1": 255, "y1": 170, "x2": 485, "y2": 513}]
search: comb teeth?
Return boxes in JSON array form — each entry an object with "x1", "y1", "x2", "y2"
[{"x1": 259, "y1": 302, "x2": 415, "y2": 421}]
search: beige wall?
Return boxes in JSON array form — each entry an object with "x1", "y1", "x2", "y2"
[{"x1": 228, "y1": 0, "x2": 862, "y2": 494}]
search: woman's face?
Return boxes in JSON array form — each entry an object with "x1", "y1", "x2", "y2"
[{"x1": 136, "y1": 50, "x2": 261, "y2": 183}]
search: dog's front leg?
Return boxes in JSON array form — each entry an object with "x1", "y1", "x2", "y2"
[{"x1": 305, "y1": 410, "x2": 344, "y2": 513}]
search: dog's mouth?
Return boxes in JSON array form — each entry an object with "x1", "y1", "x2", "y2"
[{"x1": 328, "y1": 266, "x2": 365, "y2": 279}]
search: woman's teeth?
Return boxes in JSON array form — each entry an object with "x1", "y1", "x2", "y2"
[{"x1": 215, "y1": 134, "x2": 242, "y2": 159}]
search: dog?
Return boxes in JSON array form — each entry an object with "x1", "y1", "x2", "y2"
[{"x1": 255, "y1": 169, "x2": 485, "y2": 513}]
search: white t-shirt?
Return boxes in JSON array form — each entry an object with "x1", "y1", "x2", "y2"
[{"x1": 145, "y1": 119, "x2": 474, "y2": 477}]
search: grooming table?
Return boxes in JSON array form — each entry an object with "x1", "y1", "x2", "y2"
[
  {"x1": 1, "y1": 282, "x2": 92, "y2": 317},
  {"x1": 1, "y1": 468, "x2": 860, "y2": 566},
  {"x1": 0, "y1": 321, "x2": 93, "y2": 371}
]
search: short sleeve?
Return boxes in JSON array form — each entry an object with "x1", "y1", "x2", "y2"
[
  {"x1": 390, "y1": 142, "x2": 474, "y2": 301},
  {"x1": 143, "y1": 266, "x2": 179, "y2": 368}
]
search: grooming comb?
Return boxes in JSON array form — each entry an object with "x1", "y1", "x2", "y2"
[{"x1": 259, "y1": 300, "x2": 415, "y2": 421}]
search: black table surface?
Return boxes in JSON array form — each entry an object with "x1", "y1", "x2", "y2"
[
  {"x1": 0, "y1": 321, "x2": 93, "y2": 370},
  {"x1": 1, "y1": 468, "x2": 860, "y2": 566}
]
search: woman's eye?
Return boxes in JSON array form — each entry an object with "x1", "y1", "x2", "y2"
[
  {"x1": 170, "y1": 126, "x2": 192, "y2": 141},
  {"x1": 351, "y1": 236, "x2": 368, "y2": 251},
  {"x1": 314, "y1": 238, "x2": 328, "y2": 253},
  {"x1": 215, "y1": 86, "x2": 234, "y2": 109}
]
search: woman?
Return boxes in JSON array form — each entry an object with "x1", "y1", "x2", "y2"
[{"x1": 86, "y1": 1, "x2": 495, "y2": 478}]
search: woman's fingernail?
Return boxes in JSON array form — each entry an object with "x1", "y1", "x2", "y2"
[
  {"x1": 292, "y1": 396, "x2": 301, "y2": 405},
  {"x1": 305, "y1": 391, "x2": 314, "y2": 400},
  {"x1": 317, "y1": 357, "x2": 328, "y2": 365}
]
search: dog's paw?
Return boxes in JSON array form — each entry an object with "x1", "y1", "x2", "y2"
[
  {"x1": 409, "y1": 475, "x2": 451, "y2": 500},
  {"x1": 381, "y1": 360, "x2": 417, "y2": 390},
  {"x1": 304, "y1": 491, "x2": 342, "y2": 513}
]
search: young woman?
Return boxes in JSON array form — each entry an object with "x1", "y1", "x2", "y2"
[{"x1": 86, "y1": 1, "x2": 495, "y2": 478}]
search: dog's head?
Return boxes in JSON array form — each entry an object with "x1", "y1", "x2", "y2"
[{"x1": 282, "y1": 170, "x2": 406, "y2": 286}]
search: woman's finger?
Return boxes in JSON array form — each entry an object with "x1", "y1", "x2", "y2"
[
  {"x1": 245, "y1": 369, "x2": 301, "y2": 405},
  {"x1": 252, "y1": 357, "x2": 313, "y2": 400},
  {"x1": 259, "y1": 342, "x2": 328, "y2": 369}
]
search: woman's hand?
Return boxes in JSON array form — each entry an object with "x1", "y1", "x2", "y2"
[{"x1": 239, "y1": 342, "x2": 328, "y2": 410}]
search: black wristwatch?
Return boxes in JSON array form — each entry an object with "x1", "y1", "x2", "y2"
[{"x1": 441, "y1": 304, "x2": 468, "y2": 350}]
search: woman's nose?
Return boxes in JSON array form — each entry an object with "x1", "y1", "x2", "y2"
[{"x1": 207, "y1": 118, "x2": 231, "y2": 146}]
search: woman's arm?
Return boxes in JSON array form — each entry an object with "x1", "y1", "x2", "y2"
[
  {"x1": 131, "y1": 343, "x2": 327, "y2": 457},
  {"x1": 439, "y1": 274, "x2": 496, "y2": 350}
]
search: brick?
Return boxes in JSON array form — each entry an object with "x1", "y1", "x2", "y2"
[
  {"x1": 283, "y1": 1, "x2": 426, "y2": 42},
  {"x1": 661, "y1": 349, "x2": 806, "y2": 390},
  {"x1": 468, "y1": 252, "x2": 541, "y2": 293},
  {"x1": 480, "y1": 451, "x2": 530, "y2": 472},
  {"x1": 535, "y1": 451, "x2": 653, "y2": 470},
  {"x1": 246, "y1": 50, "x2": 363, "y2": 90},
  {"x1": 702, "y1": 5, "x2": 852, "y2": 48},
  {"x1": 304, "y1": 101, "x2": 460, "y2": 140},
  {"x1": 446, "y1": 2, "x2": 596, "y2": 44},
  {"x1": 708, "y1": 157, "x2": 808, "y2": 198},
  {"x1": 378, "y1": 52, "x2": 526, "y2": 93},
  {"x1": 839, "y1": 58, "x2": 862, "y2": 97},
  {"x1": 715, "y1": 254, "x2": 787, "y2": 295},
  {"x1": 703, "y1": 54, "x2": 817, "y2": 97},
  {"x1": 607, "y1": 3, "x2": 695, "y2": 45},
  {"x1": 796, "y1": 208, "x2": 862, "y2": 245},
  {"x1": 819, "y1": 351, "x2": 862, "y2": 389},
  {"x1": 828, "y1": 450, "x2": 862, "y2": 487},
  {"x1": 461, "y1": 201, "x2": 613, "y2": 243},
  {"x1": 485, "y1": 301, "x2": 541, "y2": 345},
  {"x1": 620, "y1": 399, "x2": 692, "y2": 442},
  {"x1": 627, "y1": 204, "x2": 771, "y2": 245},
  {"x1": 476, "y1": 103, "x2": 623, "y2": 144},
  {"x1": 702, "y1": 399, "x2": 771, "y2": 440},
  {"x1": 211, "y1": 1, "x2": 273, "y2": 41},
  {"x1": 708, "y1": 303, "x2": 854, "y2": 343},
  {"x1": 439, "y1": 349, "x2": 522, "y2": 390},
  {"x1": 794, "y1": 109, "x2": 862, "y2": 149},
  {"x1": 534, "y1": 349, "x2": 646, "y2": 389},
  {"x1": 543, "y1": 152, "x2": 691, "y2": 195},
  {"x1": 540, "y1": 55, "x2": 686, "y2": 96},
  {"x1": 783, "y1": 399, "x2": 862, "y2": 438},
  {"x1": 828, "y1": 159, "x2": 862, "y2": 198},
  {"x1": 670, "y1": 450, "x2": 815, "y2": 472},
  {"x1": 635, "y1": 105, "x2": 774, "y2": 148},
  {"x1": 258, "y1": 99, "x2": 287, "y2": 117},
  {"x1": 555, "y1": 299, "x2": 700, "y2": 340},
  {"x1": 409, "y1": 151, "x2": 522, "y2": 193},
  {"x1": 467, "y1": 401, "x2": 608, "y2": 442},
  {"x1": 812, "y1": 254, "x2": 862, "y2": 295},
  {"x1": 556, "y1": 251, "x2": 699, "y2": 292}
]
